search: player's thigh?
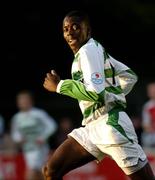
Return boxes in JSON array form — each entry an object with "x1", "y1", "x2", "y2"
[{"x1": 46, "y1": 136, "x2": 96, "y2": 175}]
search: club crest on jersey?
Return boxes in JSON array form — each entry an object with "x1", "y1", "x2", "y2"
[{"x1": 91, "y1": 72, "x2": 103, "y2": 84}]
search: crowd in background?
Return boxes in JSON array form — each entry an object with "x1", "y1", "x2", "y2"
[{"x1": 0, "y1": 82, "x2": 155, "y2": 179}]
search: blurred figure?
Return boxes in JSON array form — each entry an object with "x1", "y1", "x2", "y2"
[
  {"x1": 10, "y1": 90, "x2": 57, "y2": 180},
  {"x1": 141, "y1": 82, "x2": 155, "y2": 147},
  {"x1": 50, "y1": 116, "x2": 74, "y2": 149},
  {"x1": 0, "y1": 114, "x2": 17, "y2": 157},
  {"x1": 0, "y1": 115, "x2": 5, "y2": 145}
]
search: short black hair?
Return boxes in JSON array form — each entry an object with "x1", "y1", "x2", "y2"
[{"x1": 64, "y1": 10, "x2": 91, "y2": 27}]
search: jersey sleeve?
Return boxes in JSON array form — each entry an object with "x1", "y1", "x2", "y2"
[
  {"x1": 56, "y1": 44, "x2": 105, "y2": 102},
  {"x1": 109, "y1": 55, "x2": 138, "y2": 95}
]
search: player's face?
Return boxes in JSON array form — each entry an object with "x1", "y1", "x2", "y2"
[
  {"x1": 147, "y1": 83, "x2": 155, "y2": 99},
  {"x1": 63, "y1": 16, "x2": 90, "y2": 54},
  {"x1": 16, "y1": 94, "x2": 33, "y2": 111}
]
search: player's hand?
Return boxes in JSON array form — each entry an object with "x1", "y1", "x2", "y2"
[{"x1": 43, "y1": 70, "x2": 60, "y2": 92}]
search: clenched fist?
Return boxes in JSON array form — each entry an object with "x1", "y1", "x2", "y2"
[{"x1": 43, "y1": 70, "x2": 60, "y2": 92}]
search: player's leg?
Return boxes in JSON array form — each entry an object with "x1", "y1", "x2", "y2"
[
  {"x1": 128, "y1": 162, "x2": 154, "y2": 180},
  {"x1": 42, "y1": 136, "x2": 96, "y2": 180}
]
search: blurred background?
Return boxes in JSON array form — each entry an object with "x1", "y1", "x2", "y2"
[{"x1": 0, "y1": 0, "x2": 155, "y2": 179}]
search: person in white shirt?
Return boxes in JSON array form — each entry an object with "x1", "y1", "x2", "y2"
[
  {"x1": 42, "y1": 10, "x2": 154, "y2": 180},
  {"x1": 11, "y1": 90, "x2": 57, "y2": 180}
]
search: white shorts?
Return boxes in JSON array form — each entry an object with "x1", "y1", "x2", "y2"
[
  {"x1": 24, "y1": 145, "x2": 49, "y2": 170},
  {"x1": 68, "y1": 111, "x2": 147, "y2": 175}
]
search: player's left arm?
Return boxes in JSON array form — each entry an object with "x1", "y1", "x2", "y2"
[
  {"x1": 109, "y1": 55, "x2": 138, "y2": 95},
  {"x1": 117, "y1": 69, "x2": 138, "y2": 95}
]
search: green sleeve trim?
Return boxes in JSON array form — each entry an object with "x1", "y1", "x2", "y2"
[{"x1": 59, "y1": 79, "x2": 105, "y2": 102}]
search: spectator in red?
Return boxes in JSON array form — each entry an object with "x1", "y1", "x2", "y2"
[{"x1": 141, "y1": 82, "x2": 155, "y2": 147}]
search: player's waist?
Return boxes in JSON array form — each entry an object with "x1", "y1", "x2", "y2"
[{"x1": 82, "y1": 107, "x2": 125, "y2": 126}]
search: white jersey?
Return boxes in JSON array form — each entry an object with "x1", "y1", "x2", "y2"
[
  {"x1": 57, "y1": 38, "x2": 137, "y2": 126},
  {"x1": 11, "y1": 107, "x2": 57, "y2": 152}
]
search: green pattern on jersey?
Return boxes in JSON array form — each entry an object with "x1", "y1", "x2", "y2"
[
  {"x1": 83, "y1": 101, "x2": 105, "y2": 119},
  {"x1": 107, "y1": 108, "x2": 133, "y2": 143},
  {"x1": 72, "y1": 71, "x2": 83, "y2": 81},
  {"x1": 104, "y1": 68, "x2": 115, "y2": 78},
  {"x1": 105, "y1": 85, "x2": 122, "y2": 94}
]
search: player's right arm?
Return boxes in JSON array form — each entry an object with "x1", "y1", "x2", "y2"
[
  {"x1": 43, "y1": 70, "x2": 101, "y2": 102},
  {"x1": 43, "y1": 44, "x2": 105, "y2": 103},
  {"x1": 55, "y1": 43, "x2": 105, "y2": 102}
]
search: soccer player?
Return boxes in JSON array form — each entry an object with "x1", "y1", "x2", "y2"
[{"x1": 42, "y1": 10, "x2": 155, "y2": 180}]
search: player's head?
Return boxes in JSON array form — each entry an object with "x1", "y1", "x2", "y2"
[
  {"x1": 146, "y1": 82, "x2": 155, "y2": 100},
  {"x1": 16, "y1": 90, "x2": 34, "y2": 111},
  {"x1": 63, "y1": 10, "x2": 91, "y2": 54}
]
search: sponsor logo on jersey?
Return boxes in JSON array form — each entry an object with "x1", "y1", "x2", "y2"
[{"x1": 91, "y1": 72, "x2": 103, "y2": 84}]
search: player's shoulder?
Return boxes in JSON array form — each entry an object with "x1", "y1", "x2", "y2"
[
  {"x1": 79, "y1": 38, "x2": 103, "y2": 55},
  {"x1": 84, "y1": 38, "x2": 102, "y2": 48}
]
